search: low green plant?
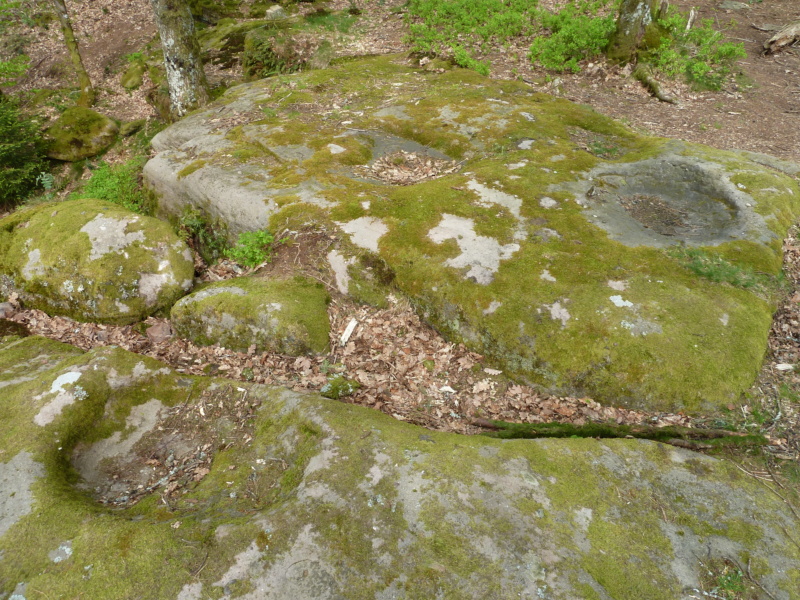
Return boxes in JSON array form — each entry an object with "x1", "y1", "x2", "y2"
[
  {"x1": 0, "y1": 98, "x2": 47, "y2": 207},
  {"x1": 242, "y1": 28, "x2": 306, "y2": 80},
  {"x1": 452, "y1": 45, "x2": 490, "y2": 75},
  {"x1": 226, "y1": 229, "x2": 282, "y2": 268},
  {"x1": 20, "y1": 170, "x2": 58, "y2": 207},
  {"x1": 124, "y1": 51, "x2": 146, "y2": 63},
  {"x1": 698, "y1": 559, "x2": 750, "y2": 599},
  {"x1": 528, "y1": 1, "x2": 616, "y2": 73},
  {"x1": 668, "y1": 247, "x2": 779, "y2": 295},
  {"x1": 68, "y1": 157, "x2": 147, "y2": 213},
  {"x1": 0, "y1": 53, "x2": 28, "y2": 87},
  {"x1": 650, "y1": 8, "x2": 746, "y2": 90},
  {"x1": 305, "y1": 8, "x2": 357, "y2": 33},
  {"x1": 406, "y1": 0, "x2": 538, "y2": 72},
  {"x1": 178, "y1": 207, "x2": 229, "y2": 264}
]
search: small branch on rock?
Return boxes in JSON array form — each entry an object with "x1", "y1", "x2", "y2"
[
  {"x1": 473, "y1": 419, "x2": 768, "y2": 450},
  {"x1": 633, "y1": 64, "x2": 678, "y2": 104}
]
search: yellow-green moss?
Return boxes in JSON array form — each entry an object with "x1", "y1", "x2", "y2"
[
  {"x1": 177, "y1": 159, "x2": 208, "y2": 178},
  {"x1": 170, "y1": 275, "x2": 330, "y2": 355}
]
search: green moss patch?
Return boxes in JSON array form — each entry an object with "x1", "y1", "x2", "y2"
[{"x1": 170, "y1": 275, "x2": 330, "y2": 355}]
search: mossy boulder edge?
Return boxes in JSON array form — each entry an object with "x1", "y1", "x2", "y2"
[
  {"x1": 170, "y1": 275, "x2": 331, "y2": 355},
  {"x1": 0, "y1": 335, "x2": 798, "y2": 599},
  {"x1": 0, "y1": 198, "x2": 194, "y2": 324},
  {"x1": 143, "y1": 54, "x2": 800, "y2": 413}
]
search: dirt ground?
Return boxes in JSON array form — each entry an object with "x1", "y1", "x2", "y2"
[{"x1": 4, "y1": 0, "x2": 800, "y2": 466}]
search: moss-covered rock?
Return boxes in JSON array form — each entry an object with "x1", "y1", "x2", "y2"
[
  {"x1": 119, "y1": 60, "x2": 146, "y2": 90},
  {"x1": 142, "y1": 55, "x2": 800, "y2": 413},
  {"x1": 0, "y1": 336, "x2": 799, "y2": 600},
  {"x1": 319, "y1": 373, "x2": 360, "y2": 399},
  {"x1": 0, "y1": 198, "x2": 194, "y2": 324},
  {"x1": 170, "y1": 275, "x2": 330, "y2": 355},
  {"x1": 44, "y1": 107, "x2": 119, "y2": 162}
]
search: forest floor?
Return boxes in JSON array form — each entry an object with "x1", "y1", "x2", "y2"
[{"x1": 3, "y1": 0, "x2": 800, "y2": 468}]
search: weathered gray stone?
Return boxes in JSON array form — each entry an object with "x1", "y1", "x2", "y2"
[
  {"x1": 0, "y1": 198, "x2": 194, "y2": 324},
  {"x1": 0, "y1": 335, "x2": 798, "y2": 600}
]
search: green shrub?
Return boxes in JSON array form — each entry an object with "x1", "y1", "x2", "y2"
[
  {"x1": 226, "y1": 229, "x2": 279, "y2": 268},
  {"x1": 0, "y1": 99, "x2": 47, "y2": 207},
  {"x1": 528, "y1": 1, "x2": 616, "y2": 73},
  {"x1": 650, "y1": 9, "x2": 746, "y2": 90},
  {"x1": 406, "y1": 0, "x2": 538, "y2": 72},
  {"x1": 242, "y1": 26, "x2": 307, "y2": 80},
  {"x1": 69, "y1": 157, "x2": 147, "y2": 213},
  {"x1": 0, "y1": 54, "x2": 27, "y2": 87}
]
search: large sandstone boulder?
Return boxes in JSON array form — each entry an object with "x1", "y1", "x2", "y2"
[
  {"x1": 0, "y1": 334, "x2": 798, "y2": 600},
  {"x1": 143, "y1": 55, "x2": 800, "y2": 413},
  {"x1": 0, "y1": 198, "x2": 194, "y2": 324},
  {"x1": 170, "y1": 276, "x2": 330, "y2": 355}
]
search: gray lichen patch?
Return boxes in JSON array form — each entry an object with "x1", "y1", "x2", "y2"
[
  {"x1": 0, "y1": 452, "x2": 44, "y2": 538},
  {"x1": 428, "y1": 214, "x2": 520, "y2": 284},
  {"x1": 326, "y1": 250, "x2": 354, "y2": 294},
  {"x1": 466, "y1": 179, "x2": 526, "y2": 240},
  {"x1": 33, "y1": 370, "x2": 84, "y2": 427},
  {"x1": 337, "y1": 217, "x2": 388, "y2": 252},
  {"x1": 79, "y1": 215, "x2": 146, "y2": 260}
]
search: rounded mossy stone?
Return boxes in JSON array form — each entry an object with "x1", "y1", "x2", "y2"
[
  {"x1": 120, "y1": 61, "x2": 146, "y2": 90},
  {"x1": 0, "y1": 198, "x2": 194, "y2": 324},
  {"x1": 45, "y1": 107, "x2": 119, "y2": 162},
  {"x1": 320, "y1": 374, "x2": 360, "y2": 399},
  {"x1": 170, "y1": 275, "x2": 330, "y2": 355}
]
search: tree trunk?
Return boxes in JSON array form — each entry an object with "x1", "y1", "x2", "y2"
[
  {"x1": 149, "y1": 0, "x2": 210, "y2": 119},
  {"x1": 50, "y1": 0, "x2": 94, "y2": 107},
  {"x1": 606, "y1": 0, "x2": 665, "y2": 64},
  {"x1": 763, "y1": 20, "x2": 800, "y2": 55}
]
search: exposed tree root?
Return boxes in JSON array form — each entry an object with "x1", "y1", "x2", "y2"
[
  {"x1": 763, "y1": 20, "x2": 800, "y2": 55},
  {"x1": 633, "y1": 64, "x2": 678, "y2": 104}
]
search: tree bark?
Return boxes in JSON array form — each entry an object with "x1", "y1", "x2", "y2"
[
  {"x1": 149, "y1": 0, "x2": 210, "y2": 119},
  {"x1": 50, "y1": 0, "x2": 94, "y2": 107},
  {"x1": 606, "y1": 0, "x2": 665, "y2": 64}
]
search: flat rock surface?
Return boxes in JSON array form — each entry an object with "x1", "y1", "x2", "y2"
[
  {"x1": 144, "y1": 55, "x2": 800, "y2": 412},
  {"x1": 0, "y1": 335, "x2": 798, "y2": 600}
]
